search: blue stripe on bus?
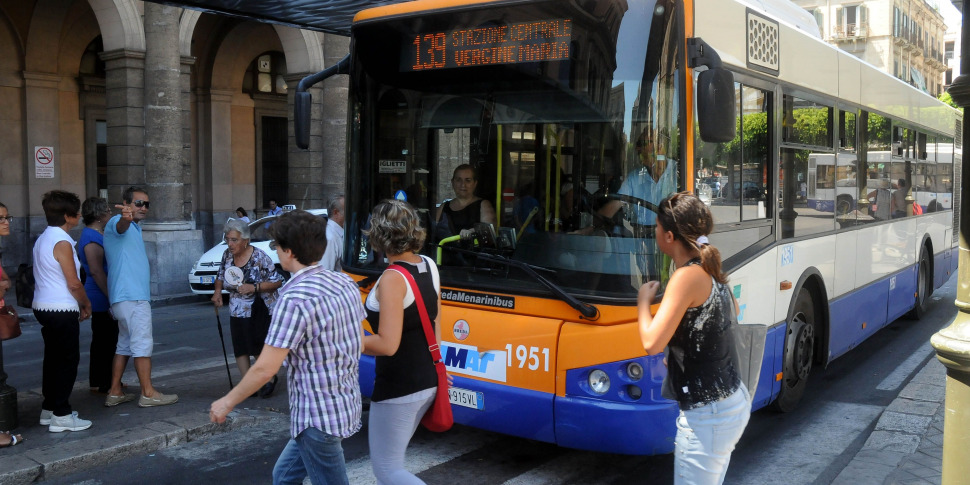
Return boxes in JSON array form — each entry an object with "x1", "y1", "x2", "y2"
[
  {"x1": 828, "y1": 266, "x2": 917, "y2": 361},
  {"x1": 449, "y1": 376, "x2": 555, "y2": 443},
  {"x1": 359, "y1": 354, "x2": 375, "y2": 397},
  {"x1": 555, "y1": 395, "x2": 678, "y2": 454},
  {"x1": 360, "y1": 356, "x2": 556, "y2": 442}
]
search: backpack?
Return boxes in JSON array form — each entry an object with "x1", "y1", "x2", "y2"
[{"x1": 15, "y1": 263, "x2": 34, "y2": 308}]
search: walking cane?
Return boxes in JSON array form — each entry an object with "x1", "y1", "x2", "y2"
[{"x1": 213, "y1": 305, "x2": 234, "y2": 390}]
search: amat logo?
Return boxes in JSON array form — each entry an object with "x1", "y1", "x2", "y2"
[
  {"x1": 442, "y1": 342, "x2": 507, "y2": 382},
  {"x1": 452, "y1": 320, "x2": 470, "y2": 341}
]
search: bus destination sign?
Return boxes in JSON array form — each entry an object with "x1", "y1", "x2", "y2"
[{"x1": 409, "y1": 19, "x2": 572, "y2": 71}]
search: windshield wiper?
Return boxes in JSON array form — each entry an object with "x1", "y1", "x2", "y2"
[{"x1": 441, "y1": 245, "x2": 600, "y2": 320}]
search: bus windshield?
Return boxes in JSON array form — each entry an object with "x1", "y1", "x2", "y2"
[{"x1": 346, "y1": 0, "x2": 683, "y2": 301}]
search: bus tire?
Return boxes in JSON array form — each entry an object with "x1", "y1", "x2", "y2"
[
  {"x1": 771, "y1": 289, "x2": 816, "y2": 413},
  {"x1": 907, "y1": 247, "x2": 932, "y2": 320}
]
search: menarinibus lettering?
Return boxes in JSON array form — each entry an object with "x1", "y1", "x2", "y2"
[{"x1": 442, "y1": 290, "x2": 514, "y2": 309}]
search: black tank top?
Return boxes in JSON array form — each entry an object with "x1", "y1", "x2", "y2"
[
  {"x1": 662, "y1": 259, "x2": 741, "y2": 410},
  {"x1": 442, "y1": 199, "x2": 484, "y2": 234},
  {"x1": 365, "y1": 258, "x2": 439, "y2": 401}
]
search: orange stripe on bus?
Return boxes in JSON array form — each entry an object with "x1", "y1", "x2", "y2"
[{"x1": 355, "y1": 0, "x2": 504, "y2": 23}]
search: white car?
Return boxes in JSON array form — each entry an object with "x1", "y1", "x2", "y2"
[{"x1": 187, "y1": 209, "x2": 328, "y2": 295}]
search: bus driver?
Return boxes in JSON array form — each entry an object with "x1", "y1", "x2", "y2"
[{"x1": 597, "y1": 126, "x2": 677, "y2": 229}]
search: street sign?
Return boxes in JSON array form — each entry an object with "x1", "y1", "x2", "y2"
[{"x1": 34, "y1": 146, "x2": 54, "y2": 179}]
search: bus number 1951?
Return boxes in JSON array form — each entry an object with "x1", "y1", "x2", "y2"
[{"x1": 505, "y1": 344, "x2": 550, "y2": 371}]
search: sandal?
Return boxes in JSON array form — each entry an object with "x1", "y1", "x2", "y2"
[{"x1": 0, "y1": 431, "x2": 23, "y2": 448}]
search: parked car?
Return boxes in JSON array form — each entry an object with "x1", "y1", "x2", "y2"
[{"x1": 187, "y1": 208, "x2": 327, "y2": 295}]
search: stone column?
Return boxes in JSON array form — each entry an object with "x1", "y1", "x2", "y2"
[
  {"x1": 287, "y1": 33, "x2": 350, "y2": 209},
  {"x1": 141, "y1": 3, "x2": 203, "y2": 296},
  {"x1": 286, "y1": 75, "x2": 325, "y2": 209},
  {"x1": 100, "y1": 49, "x2": 146, "y2": 204},
  {"x1": 320, "y1": 34, "x2": 351, "y2": 203}
]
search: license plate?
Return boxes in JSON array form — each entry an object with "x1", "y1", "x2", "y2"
[
  {"x1": 200, "y1": 276, "x2": 215, "y2": 284},
  {"x1": 449, "y1": 386, "x2": 484, "y2": 410}
]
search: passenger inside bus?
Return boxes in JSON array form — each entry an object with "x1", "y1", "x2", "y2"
[
  {"x1": 434, "y1": 164, "x2": 497, "y2": 264},
  {"x1": 594, "y1": 126, "x2": 676, "y2": 232},
  {"x1": 435, "y1": 164, "x2": 496, "y2": 238}
]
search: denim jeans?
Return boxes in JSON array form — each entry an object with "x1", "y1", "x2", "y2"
[
  {"x1": 674, "y1": 384, "x2": 751, "y2": 485},
  {"x1": 272, "y1": 427, "x2": 349, "y2": 485}
]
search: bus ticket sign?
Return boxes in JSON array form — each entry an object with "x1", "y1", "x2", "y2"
[{"x1": 409, "y1": 19, "x2": 572, "y2": 71}]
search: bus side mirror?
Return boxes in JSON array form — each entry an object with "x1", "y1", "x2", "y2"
[
  {"x1": 295, "y1": 91, "x2": 312, "y2": 149},
  {"x1": 697, "y1": 68, "x2": 736, "y2": 143}
]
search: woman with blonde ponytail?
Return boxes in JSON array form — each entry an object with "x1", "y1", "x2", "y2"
[{"x1": 637, "y1": 192, "x2": 749, "y2": 485}]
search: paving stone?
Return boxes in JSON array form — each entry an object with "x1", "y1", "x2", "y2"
[
  {"x1": 885, "y1": 398, "x2": 941, "y2": 416},
  {"x1": 898, "y1": 383, "x2": 946, "y2": 403},
  {"x1": 865, "y1": 431, "x2": 921, "y2": 454},
  {"x1": 874, "y1": 412, "x2": 933, "y2": 434}
]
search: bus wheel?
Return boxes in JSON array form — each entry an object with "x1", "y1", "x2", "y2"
[
  {"x1": 771, "y1": 289, "x2": 816, "y2": 413},
  {"x1": 907, "y1": 247, "x2": 932, "y2": 320}
]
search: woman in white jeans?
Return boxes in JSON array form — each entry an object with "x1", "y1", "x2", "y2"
[
  {"x1": 362, "y1": 200, "x2": 443, "y2": 484},
  {"x1": 637, "y1": 192, "x2": 751, "y2": 485}
]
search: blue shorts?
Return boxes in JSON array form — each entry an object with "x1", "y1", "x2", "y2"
[{"x1": 112, "y1": 300, "x2": 153, "y2": 357}]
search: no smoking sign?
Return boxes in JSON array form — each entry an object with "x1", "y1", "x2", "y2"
[{"x1": 34, "y1": 146, "x2": 54, "y2": 179}]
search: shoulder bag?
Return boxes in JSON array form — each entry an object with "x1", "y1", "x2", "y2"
[
  {"x1": 0, "y1": 304, "x2": 21, "y2": 341},
  {"x1": 387, "y1": 263, "x2": 453, "y2": 432}
]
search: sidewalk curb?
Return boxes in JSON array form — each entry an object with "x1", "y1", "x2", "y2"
[
  {"x1": 831, "y1": 355, "x2": 946, "y2": 484},
  {"x1": 10, "y1": 293, "x2": 206, "y2": 324},
  {"x1": 0, "y1": 409, "x2": 285, "y2": 484}
]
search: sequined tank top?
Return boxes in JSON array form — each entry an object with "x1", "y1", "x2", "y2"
[{"x1": 662, "y1": 259, "x2": 741, "y2": 410}]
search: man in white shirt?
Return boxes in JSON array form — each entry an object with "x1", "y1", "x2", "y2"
[{"x1": 319, "y1": 194, "x2": 345, "y2": 272}]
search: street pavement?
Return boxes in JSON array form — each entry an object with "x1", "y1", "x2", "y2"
[{"x1": 0, "y1": 291, "x2": 954, "y2": 484}]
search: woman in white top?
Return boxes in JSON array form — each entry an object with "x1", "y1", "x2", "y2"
[
  {"x1": 235, "y1": 207, "x2": 251, "y2": 224},
  {"x1": 32, "y1": 190, "x2": 93, "y2": 433}
]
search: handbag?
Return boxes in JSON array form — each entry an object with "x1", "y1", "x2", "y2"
[
  {"x1": 388, "y1": 263, "x2": 453, "y2": 433},
  {"x1": 0, "y1": 304, "x2": 21, "y2": 341}
]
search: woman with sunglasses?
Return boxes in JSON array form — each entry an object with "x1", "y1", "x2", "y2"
[
  {"x1": 637, "y1": 192, "x2": 750, "y2": 485},
  {"x1": 211, "y1": 219, "x2": 283, "y2": 397},
  {"x1": 0, "y1": 201, "x2": 23, "y2": 448}
]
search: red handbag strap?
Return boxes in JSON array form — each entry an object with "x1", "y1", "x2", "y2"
[{"x1": 387, "y1": 263, "x2": 441, "y2": 364}]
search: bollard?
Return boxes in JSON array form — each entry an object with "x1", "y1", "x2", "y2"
[
  {"x1": 938, "y1": 3, "x2": 970, "y2": 482},
  {"x1": 930, "y1": 303, "x2": 970, "y2": 484},
  {"x1": 0, "y1": 342, "x2": 18, "y2": 430}
]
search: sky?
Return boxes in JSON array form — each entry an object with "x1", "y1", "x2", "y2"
[{"x1": 941, "y1": 1, "x2": 962, "y2": 32}]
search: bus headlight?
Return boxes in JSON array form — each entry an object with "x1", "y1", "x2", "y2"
[
  {"x1": 588, "y1": 369, "x2": 610, "y2": 394},
  {"x1": 626, "y1": 362, "x2": 644, "y2": 381}
]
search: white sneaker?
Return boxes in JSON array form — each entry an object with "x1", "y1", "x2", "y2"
[
  {"x1": 39, "y1": 409, "x2": 53, "y2": 426},
  {"x1": 48, "y1": 411, "x2": 92, "y2": 433}
]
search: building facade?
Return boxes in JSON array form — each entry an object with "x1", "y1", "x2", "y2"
[
  {"x1": 794, "y1": 0, "x2": 949, "y2": 96},
  {"x1": 0, "y1": 0, "x2": 349, "y2": 296}
]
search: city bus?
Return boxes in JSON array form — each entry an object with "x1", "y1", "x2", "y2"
[
  {"x1": 166, "y1": 0, "x2": 962, "y2": 455},
  {"x1": 808, "y1": 148, "x2": 954, "y2": 216}
]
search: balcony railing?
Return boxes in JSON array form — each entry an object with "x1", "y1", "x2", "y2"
[{"x1": 834, "y1": 23, "x2": 869, "y2": 39}]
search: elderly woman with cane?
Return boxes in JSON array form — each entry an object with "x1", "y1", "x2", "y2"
[{"x1": 211, "y1": 219, "x2": 283, "y2": 397}]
